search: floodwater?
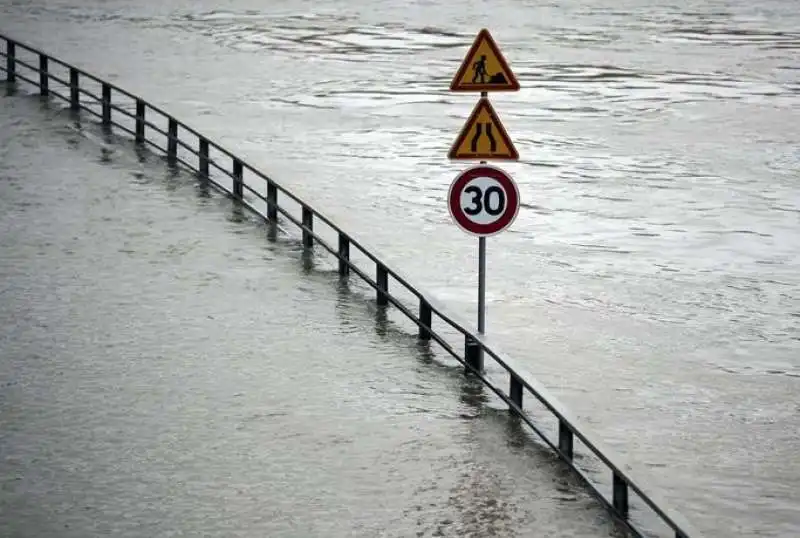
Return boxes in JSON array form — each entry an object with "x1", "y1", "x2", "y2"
[
  {"x1": 1, "y1": 0, "x2": 798, "y2": 536},
  {"x1": 0, "y1": 90, "x2": 627, "y2": 538}
]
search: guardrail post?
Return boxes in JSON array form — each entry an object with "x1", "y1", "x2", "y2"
[
  {"x1": 301, "y1": 207, "x2": 313, "y2": 248},
  {"x1": 465, "y1": 337, "x2": 483, "y2": 374},
  {"x1": 376, "y1": 265, "x2": 389, "y2": 306},
  {"x1": 135, "y1": 100, "x2": 145, "y2": 144},
  {"x1": 38, "y1": 55, "x2": 48, "y2": 96},
  {"x1": 266, "y1": 181, "x2": 278, "y2": 222},
  {"x1": 510, "y1": 375, "x2": 523, "y2": 411},
  {"x1": 5, "y1": 41, "x2": 15, "y2": 83},
  {"x1": 232, "y1": 158, "x2": 244, "y2": 199},
  {"x1": 558, "y1": 420, "x2": 574, "y2": 460},
  {"x1": 167, "y1": 118, "x2": 178, "y2": 165},
  {"x1": 418, "y1": 301, "x2": 432, "y2": 340},
  {"x1": 199, "y1": 139, "x2": 209, "y2": 178},
  {"x1": 101, "y1": 83, "x2": 111, "y2": 127},
  {"x1": 338, "y1": 233, "x2": 350, "y2": 276},
  {"x1": 69, "y1": 68, "x2": 79, "y2": 111},
  {"x1": 612, "y1": 472, "x2": 629, "y2": 518}
]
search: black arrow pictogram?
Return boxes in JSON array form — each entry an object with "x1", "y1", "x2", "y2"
[
  {"x1": 470, "y1": 122, "x2": 497, "y2": 153},
  {"x1": 485, "y1": 123, "x2": 497, "y2": 152}
]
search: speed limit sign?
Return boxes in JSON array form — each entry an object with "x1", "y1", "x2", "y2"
[{"x1": 448, "y1": 165, "x2": 520, "y2": 237}]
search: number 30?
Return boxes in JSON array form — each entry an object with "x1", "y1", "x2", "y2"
[{"x1": 464, "y1": 185, "x2": 506, "y2": 216}]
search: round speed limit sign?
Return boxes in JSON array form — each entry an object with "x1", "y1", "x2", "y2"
[{"x1": 448, "y1": 165, "x2": 520, "y2": 237}]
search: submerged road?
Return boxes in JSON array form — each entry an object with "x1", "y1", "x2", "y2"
[
  {"x1": 0, "y1": 88, "x2": 627, "y2": 537},
  {"x1": 2, "y1": 2, "x2": 799, "y2": 535}
]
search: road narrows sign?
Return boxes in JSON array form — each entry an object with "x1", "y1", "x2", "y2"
[
  {"x1": 447, "y1": 165, "x2": 520, "y2": 237},
  {"x1": 449, "y1": 97, "x2": 519, "y2": 161},
  {"x1": 450, "y1": 28, "x2": 520, "y2": 93}
]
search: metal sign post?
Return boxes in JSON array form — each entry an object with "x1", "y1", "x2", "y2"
[
  {"x1": 478, "y1": 234, "x2": 486, "y2": 334},
  {"x1": 479, "y1": 94, "x2": 488, "y2": 336}
]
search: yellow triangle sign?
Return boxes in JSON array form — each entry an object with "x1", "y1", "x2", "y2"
[
  {"x1": 449, "y1": 98, "x2": 518, "y2": 160},
  {"x1": 450, "y1": 29, "x2": 520, "y2": 92}
]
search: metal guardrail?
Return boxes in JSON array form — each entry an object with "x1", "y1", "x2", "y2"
[{"x1": 0, "y1": 32, "x2": 705, "y2": 538}]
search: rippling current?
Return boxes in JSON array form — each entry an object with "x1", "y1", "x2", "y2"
[{"x1": 1, "y1": 0, "x2": 798, "y2": 536}]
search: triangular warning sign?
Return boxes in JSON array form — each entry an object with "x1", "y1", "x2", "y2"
[
  {"x1": 449, "y1": 98, "x2": 519, "y2": 160},
  {"x1": 450, "y1": 29, "x2": 520, "y2": 92}
]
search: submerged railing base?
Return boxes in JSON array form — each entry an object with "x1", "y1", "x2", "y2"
[{"x1": 0, "y1": 32, "x2": 705, "y2": 538}]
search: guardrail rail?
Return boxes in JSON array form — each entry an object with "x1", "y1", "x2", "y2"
[{"x1": 0, "y1": 33, "x2": 705, "y2": 538}]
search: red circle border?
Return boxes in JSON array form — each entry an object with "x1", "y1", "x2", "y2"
[{"x1": 447, "y1": 165, "x2": 520, "y2": 237}]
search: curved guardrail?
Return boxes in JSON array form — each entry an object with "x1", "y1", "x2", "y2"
[{"x1": 1, "y1": 32, "x2": 704, "y2": 538}]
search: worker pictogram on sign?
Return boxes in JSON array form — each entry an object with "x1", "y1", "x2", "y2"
[
  {"x1": 448, "y1": 98, "x2": 518, "y2": 161},
  {"x1": 450, "y1": 29, "x2": 520, "y2": 92}
]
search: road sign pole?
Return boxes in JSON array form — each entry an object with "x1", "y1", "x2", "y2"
[
  {"x1": 478, "y1": 88, "x2": 488, "y2": 335},
  {"x1": 478, "y1": 235, "x2": 486, "y2": 334},
  {"x1": 478, "y1": 89, "x2": 488, "y2": 335}
]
